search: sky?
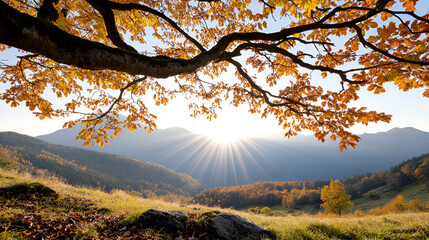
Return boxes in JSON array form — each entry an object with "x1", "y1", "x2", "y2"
[{"x1": 1, "y1": 1, "x2": 429, "y2": 143}]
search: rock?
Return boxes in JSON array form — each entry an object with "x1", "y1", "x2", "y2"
[
  {"x1": 96, "y1": 207, "x2": 112, "y2": 214},
  {"x1": 137, "y1": 209, "x2": 188, "y2": 234},
  {"x1": 0, "y1": 182, "x2": 58, "y2": 200},
  {"x1": 201, "y1": 211, "x2": 276, "y2": 240}
]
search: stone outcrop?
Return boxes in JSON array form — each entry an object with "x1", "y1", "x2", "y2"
[
  {"x1": 137, "y1": 209, "x2": 188, "y2": 234},
  {"x1": 200, "y1": 211, "x2": 276, "y2": 240},
  {"x1": 135, "y1": 209, "x2": 276, "y2": 239},
  {"x1": 0, "y1": 182, "x2": 58, "y2": 200}
]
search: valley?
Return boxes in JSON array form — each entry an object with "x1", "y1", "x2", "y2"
[
  {"x1": 1, "y1": 128, "x2": 429, "y2": 214},
  {"x1": 1, "y1": 128, "x2": 429, "y2": 239},
  {"x1": 38, "y1": 127, "x2": 429, "y2": 187},
  {"x1": 0, "y1": 168, "x2": 428, "y2": 239}
]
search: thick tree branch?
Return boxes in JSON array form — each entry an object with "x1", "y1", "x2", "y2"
[
  {"x1": 88, "y1": 0, "x2": 207, "y2": 52},
  {"x1": 37, "y1": 0, "x2": 59, "y2": 22},
  {"x1": 86, "y1": 0, "x2": 138, "y2": 52},
  {"x1": 0, "y1": 1, "x2": 217, "y2": 78},
  {"x1": 0, "y1": 0, "x2": 413, "y2": 80}
]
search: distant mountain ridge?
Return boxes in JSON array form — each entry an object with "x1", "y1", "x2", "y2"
[
  {"x1": 0, "y1": 132, "x2": 202, "y2": 196},
  {"x1": 37, "y1": 127, "x2": 429, "y2": 187}
]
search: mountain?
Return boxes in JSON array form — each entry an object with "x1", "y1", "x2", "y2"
[
  {"x1": 37, "y1": 126, "x2": 429, "y2": 187},
  {"x1": 0, "y1": 132, "x2": 202, "y2": 196}
]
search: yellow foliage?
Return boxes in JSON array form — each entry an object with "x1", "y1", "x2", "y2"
[
  {"x1": 368, "y1": 195, "x2": 428, "y2": 215},
  {"x1": 321, "y1": 180, "x2": 353, "y2": 216},
  {"x1": 0, "y1": 0, "x2": 428, "y2": 148}
]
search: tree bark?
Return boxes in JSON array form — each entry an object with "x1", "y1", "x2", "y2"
[{"x1": 0, "y1": 1, "x2": 219, "y2": 78}]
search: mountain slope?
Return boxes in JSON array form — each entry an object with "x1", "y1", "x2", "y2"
[
  {"x1": 1, "y1": 169, "x2": 428, "y2": 240},
  {"x1": 192, "y1": 153, "x2": 429, "y2": 209},
  {"x1": 38, "y1": 127, "x2": 429, "y2": 187},
  {"x1": 0, "y1": 132, "x2": 202, "y2": 196}
]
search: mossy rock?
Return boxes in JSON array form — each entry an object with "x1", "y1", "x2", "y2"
[
  {"x1": 0, "y1": 182, "x2": 58, "y2": 200},
  {"x1": 96, "y1": 207, "x2": 112, "y2": 214},
  {"x1": 198, "y1": 211, "x2": 276, "y2": 240},
  {"x1": 135, "y1": 209, "x2": 188, "y2": 234}
]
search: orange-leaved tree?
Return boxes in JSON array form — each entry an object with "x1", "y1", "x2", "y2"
[
  {"x1": 321, "y1": 180, "x2": 353, "y2": 216},
  {"x1": 0, "y1": 0, "x2": 428, "y2": 148}
]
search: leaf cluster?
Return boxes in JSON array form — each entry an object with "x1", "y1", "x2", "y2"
[{"x1": 0, "y1": 0, "x2": 428, "y2": 148}]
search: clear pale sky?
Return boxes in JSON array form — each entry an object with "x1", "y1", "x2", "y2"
[{"x1": 1, "y1": 1, "x2": 429, "y2": 142}]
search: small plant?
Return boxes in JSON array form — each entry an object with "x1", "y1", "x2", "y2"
[
  {"x1": 0, "y1": 223, "x2": 27, "y2": 240},
  {"x1": 75, "y1": 222, "x2": 103, "y2": 240}
]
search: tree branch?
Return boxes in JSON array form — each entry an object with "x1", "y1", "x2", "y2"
[
  {"x1": 37, "y1": 0, "x2": 59, "y2": 22},
  {"x1": 232, "y1": 42, "x2": 365, "y2": 84},
  {"x1": 352, "y1": 24, "x2": 429, "y2": 66},
  {"x1": 0, "y1": 0, "x2": 421, "y2": 80},
  {"x1": 89, "y1": 76, "x2": 148, "y2": 121},
  {"x1": 86, "y1": 0, "x2": 138, "y2": 52},
  {"x1": 88, "y1": 0, "x2": 207, "y2": 52}
]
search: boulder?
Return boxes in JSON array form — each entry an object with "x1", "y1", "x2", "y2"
[
  {"x1": 137, "y1": 209, "x2": 188, "y2": 234},
  {"x1": 0, "y1": 182, "x2": 58, "y2": 200},
  {"x1": 201, "y1": 211, "x2": 276, "y2": 240}
]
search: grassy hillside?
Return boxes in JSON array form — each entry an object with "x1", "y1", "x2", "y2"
[
  {"x1": 1, "y1": 169, "x2": 428, "y2": 239},
  {"x1": 0, "y1": 132, "x2": 202, "y2": 198},
  {"x1": 267, "y1": 183, "x2": 429, "y2": 216}
]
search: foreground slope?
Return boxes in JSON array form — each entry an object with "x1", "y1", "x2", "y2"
[
  {"x1": 1, "y1": 169, "x2": 428, "y2": 240},
  {"x1": 0, "y1": 131, "x2": 202, "y2": 196},
  {"x1": 38, "y1": 127, "x2": 429, "y2": 187}
]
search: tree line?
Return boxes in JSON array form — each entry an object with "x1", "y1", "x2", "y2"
[{"x1": 192, "y1": 154, "x2": 429, "y2": 209}]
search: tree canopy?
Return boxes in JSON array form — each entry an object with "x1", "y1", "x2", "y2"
[
  {"x1": 0, "y1": 0, "x2": 428, "y2": 148},
  {"x1": 321, "y1": 180, "x2": 353, "y2": 216}
]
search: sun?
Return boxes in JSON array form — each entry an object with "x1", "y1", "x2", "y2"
[
  {"x1": 203, "y1": 118, "x2": 248, "y2": 144},
  {"x1": 205, "y1": 127, "x2": 243, "y2": 143}
]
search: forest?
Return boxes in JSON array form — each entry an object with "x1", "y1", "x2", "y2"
[
  {"x1": 192, "y1": 154, "x2": 429, "y2": 209},
  {"x1": 0, "y1": 132, "x2": 202, "y2": 199}
]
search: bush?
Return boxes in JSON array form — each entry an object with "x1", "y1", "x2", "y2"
[
  {"x1": 368, "y1": 195, "x2": 428, "y2": 215},
  {"x1": 260, "y1": 207, "x2": 274, "y2": 216}
]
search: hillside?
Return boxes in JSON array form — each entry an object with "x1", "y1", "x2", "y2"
[
  {"x1": 192, "y1": 154, "x2": 429, "y2": 210},
  {"x1": 38, "y1": 127, "x2": 429, "y2": 187},
  {"x1": 1, "y1": 169, "x2": 428, "y2": 239},
  {"x1": 0, "y1": 132, "x2": 202, "y2": 197}
]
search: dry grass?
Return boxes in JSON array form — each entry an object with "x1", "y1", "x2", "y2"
[{"x1": 1, "y1": 169, "x2": 428, "y2": 239}]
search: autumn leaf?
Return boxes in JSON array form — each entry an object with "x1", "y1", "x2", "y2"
[
  {"x1": 0, "y1": 0, "x2": 427, "y2": 150},
  {"x1": 400, "y1": 0, "x2": 417, "y2": 11}
]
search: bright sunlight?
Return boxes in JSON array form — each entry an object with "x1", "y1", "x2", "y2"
[{"x1": 204, "y1": 122, "x2": 246, "y2": 143}]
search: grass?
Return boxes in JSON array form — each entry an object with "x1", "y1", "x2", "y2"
[
  {"x1": 1, "y1": 169, "x2": 428, "y2": 239},
  {"x1": 266, "y1": 183, "x2": 429, "y2": 216},
  {"x1": 350, "y1": 183, "x2": 429, "y2": 212}
]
